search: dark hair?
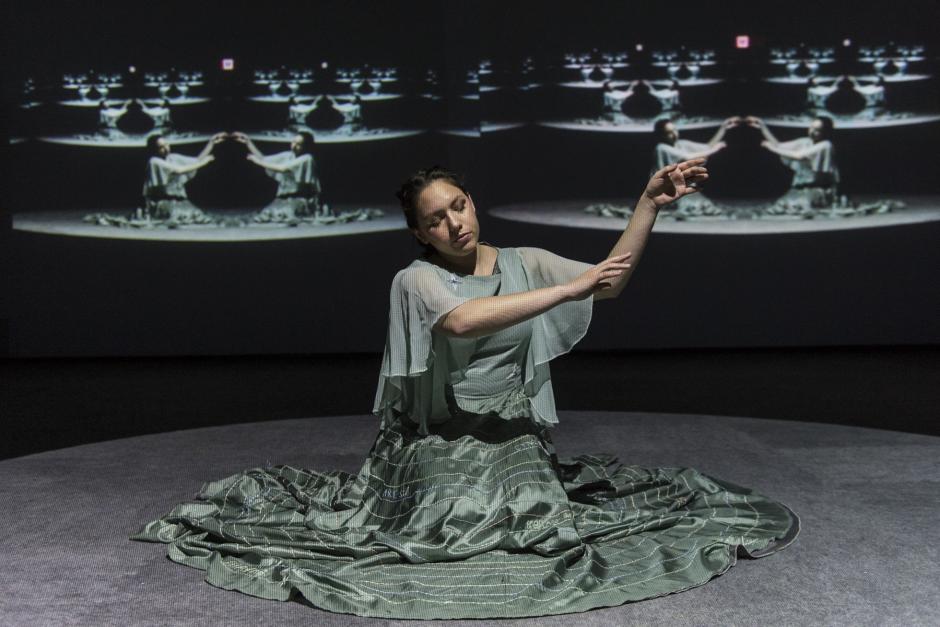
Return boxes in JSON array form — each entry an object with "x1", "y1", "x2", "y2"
[
  {"x1": 396, "y1": 165, "x2": 468, "y2": 258},
  {"x1": 653, "y1": 118, "x2": 675, "y2": 142},
  {"x1": 812, "y1": 115, "x2": 835, "y2": 140},
  {"x1": 288, "y1": 131, "x2": 317, "y2": 155},
  {"x1": 145, "y1": 133, "x2": 164, "y2": 156}
]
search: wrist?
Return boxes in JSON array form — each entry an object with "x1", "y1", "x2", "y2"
[
  {"x1": 636, "y1": 194, "x2": 659, "y2": 213},
  {"x1": 553, "y1": 284, "x2": 573, "y2": 304}
]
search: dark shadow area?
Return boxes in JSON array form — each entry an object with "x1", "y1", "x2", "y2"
[{"x1": 3, "y1": 345, "x2": 937, "y2": 460}]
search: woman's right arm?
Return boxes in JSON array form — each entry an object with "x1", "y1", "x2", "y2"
[{"x1": 435, "y1": 256, "x2": 630, "y2": 339}]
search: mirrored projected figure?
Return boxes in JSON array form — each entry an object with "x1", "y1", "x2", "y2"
[
  {"x1": 142, "y1": 133, "x2": 223, "y2": 223},
  {"x1": 647, "y1": 80, "x2": 681, "y2": 111},
  {"x1": 806, "y1": 77, "x2": 839, "y2": 109},
  {"x1": 846, "y1": 75, "x2": 886, "y2": 109},
  {"x1": 98, "y1": 99, "x2": 132, "y2": 135},
  {"x1": 807, "y1": 76, "x2": 886, "y2": 113},
  {"x1": 141, "y1": 98, "x2": 172, "y2": 129},
  {"x1": 602, "y1": 80, "x2": 637, "y2": 118},
  {"x1": 288, "y1": 95, "x2": 364, "y2": 133},
  {"x1": 333, "y1": 95, "x2": 363, "y2": 128},
  {"x1": 287, "y1": 97, "x2": 316, "y2": 127},
  {"x1": 649, "y1": 117, "x2": 739, "y2": 217},
  {"x1": 748, "y1": 116, "x2": 839, "y2": 215},
  {"x1": 234, "y1": 131, "x2": 325, "y2": 222},
  {"x1": 585, "y1": 117, "x2": 737, "y2": 220},
  {"x1": 748, "y1": 115, "x2": 899, "y2": 217}
]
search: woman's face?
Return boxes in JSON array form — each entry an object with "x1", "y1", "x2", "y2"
[
  {"x1": 662, "y1": 122, "x2": 678, "y2": 144},
  {"x1": 808, "y1": 119, "x2": 825, "y2": 142},
  {"x1": 412, "y1": 180, "x2": 479, "y2": 257}
]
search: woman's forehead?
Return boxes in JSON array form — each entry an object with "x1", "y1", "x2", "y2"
[{"x1": 417, "y1": 181, "x2": 464, "y2": 213}]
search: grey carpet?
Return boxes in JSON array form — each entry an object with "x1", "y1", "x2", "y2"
[{"x1": 1, "y1": 411, "x2": 937, "y2": 627}]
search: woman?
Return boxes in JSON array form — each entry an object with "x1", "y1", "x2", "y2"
[
  {"x1": 587, "y1": 118, "x2": 736, "y2": 220},
  {"x1": 142, "y1": 132, "x2": 223, "y2": 223},
  {"x1": 131, "y1": 162, "x2": 799, "y2": 619},
  {"x1": 233, "y1": 131, "x2": 324, "y2": 221},
  {"x1": 601, "y1": 79, "x2": 636, "y2": 119},
  {"x1": 747, "y1": 115, "x2": 839, "y2": 215},
  {"x1": 650, "y1": 117, "x2": 738, "y2": 218}
]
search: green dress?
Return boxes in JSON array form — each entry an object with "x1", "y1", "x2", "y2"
[{"x1": 131, "y1": 245, "x2": 799, "y2": 619}]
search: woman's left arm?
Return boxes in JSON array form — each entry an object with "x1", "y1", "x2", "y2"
[{"x1": 595, "y1": 158, "x2": 708, "y2": 301}]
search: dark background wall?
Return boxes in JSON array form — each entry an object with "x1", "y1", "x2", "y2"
[{"x1": 1, "y1": 1, "x2": 938, "y2": 459}]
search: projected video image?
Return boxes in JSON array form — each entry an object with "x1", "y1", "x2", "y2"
[
  {"x1": 6, "y1": 18, "x2": 940, "y2": 240},
  {"x1": 8, "y1": 60, "x2": 459, "y2": 241},
  {"x1": 481, "y1": 40, "x2": 939, "y2": 233}
]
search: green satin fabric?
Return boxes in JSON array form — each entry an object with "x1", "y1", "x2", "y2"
[{"x1": 131, "y1": 248, "x2": 800, "y2": 619}]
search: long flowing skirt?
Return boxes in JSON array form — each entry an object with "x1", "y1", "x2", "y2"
[{"x1": 131, "y1": 414, "x2": 799, "y2": 619}]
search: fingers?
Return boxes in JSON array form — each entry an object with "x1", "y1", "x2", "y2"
[
  {"x1": 653, "y1": 162, "x2": 679, "y2": 178},
  {"x1": 668, "y1": 166, "x2": 685, "y2": 186},
  {"x1": 677, "y1": 157, "x2": 707, "y2": 170},
  {"x1": 601, "y1": 253, "x2": 632, "y2": 265}
]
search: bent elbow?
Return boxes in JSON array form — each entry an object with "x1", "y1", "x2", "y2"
[{"x1": 435, "y1": 313, "x2": 469, "y2": 338}]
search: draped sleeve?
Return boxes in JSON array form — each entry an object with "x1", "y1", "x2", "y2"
[
  {"x1": 144, "y1": 154, "x2": 198, "y2": 199},
  {"x1": 259, "y1": 152, "x2": 320, "y2": 196},
  {"x1": 777, "y1": 137, "x2": 838, "y2": 186},
  {"x1": 515, "y1": 247, "x2": 595, "y2": 427},
  {"x1": 372, "y1": 265, "x2": 473, "y2": 434}
]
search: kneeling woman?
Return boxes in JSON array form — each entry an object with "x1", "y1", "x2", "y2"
[{"x1": 132, "y1": 161, "x2": 799, "y2": 620}]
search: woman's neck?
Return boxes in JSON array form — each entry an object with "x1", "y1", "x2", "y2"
[{"x1": 431, "y1": 244, "x2": 494, "y2": 276}]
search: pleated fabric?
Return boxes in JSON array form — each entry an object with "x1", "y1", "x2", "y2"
[{"x1": 132, "y1": 246, "x2": 799, "y2": 619}]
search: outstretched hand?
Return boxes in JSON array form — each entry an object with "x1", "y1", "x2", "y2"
[
  {"x1": 564, "y1": 253, "x2": 633, "y2": 301},
  {"x1": 643, "y1": 158, "x2": 708, "y2": 208}
]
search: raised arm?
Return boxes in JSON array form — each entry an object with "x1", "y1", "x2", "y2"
[
  {"x1": 197, "y1": 132, "x2": 226, "y2": 159},
  {"x1": 761, "y1": 139, "x2": 830, "y2": 161},
  {"x1": 166, "y1": 155, "x2": 214, "y2": 174},
  {"x1": 232, "y1": 131, "x2": 264, "y2": 158},
  {"x1": 596, "y1": 158, "x2": 708, "y2": 300},
  {"x1": 708, "y1": 116, "x2": 741, "y2": 145},
  {"x1": 745, "y1": 116, "x2": 782, "y2": 145}
]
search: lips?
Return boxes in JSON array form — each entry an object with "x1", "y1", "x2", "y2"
[{"x1": 453, "y1": 232, "x2": 471, "y2": 244}]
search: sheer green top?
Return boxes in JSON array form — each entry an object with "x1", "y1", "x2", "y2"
[{"x1": 372, "y1": 245, "x2": 594, "y2": 435}]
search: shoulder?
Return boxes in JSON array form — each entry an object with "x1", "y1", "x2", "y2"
[
  {"x1": 392, "y1": 262, "x2": 442, "y2": 293},
  {"x1": 514, "y1": 246, "x2": 552, "y2": 270},
  {"x1": 514, "y1": 246, "x2": 551, "y2": 260}
]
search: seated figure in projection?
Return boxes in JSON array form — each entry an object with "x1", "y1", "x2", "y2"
[
  {"x1": 601, "y1": 80, "x2": 637, "y2": 118},
  {"x1": 142, "y1": 132, "x2": 224, "y2": 224},
  {"x1": 648, "y1": 117, "x2": 739, "y2": 217},
  {"x1": 97, "y1": 99, "x2": 132, "y2": 135},
  {"x1": 140, "y1": 98, "x2": 172, "y2": 129},
  {"x1": 647, "y1": 79, "x2": 681, "y2": 111},
  {"x1": 301, "y1": 94, "x2": 347, "y2": 130},
  {"x1": 333, "y1": 94, "x2": 364, "y2": 129},
  {"x1": 807, "y1": 76, "x2": 886, "y2": 113},
  {"x1": 233, "y1": 131, "x2": 325, "y2": 222},
  {"x1": 132, "y1": 163, "x2": 799, "y2": 619},
  {"x1": 585, "y1": 117, "x2": 738, "y2": 219},
  {"x1": 287, "y1": 97, "x2": 316, "y2": 127},
  {"x1": 747, "y1": 115, "x2": 840, "y2": 215},
  {"x1": 806, "y1": 77, "x2": 839, "y2": 109},
  {"x1": 846, "y1": 75, "x2": 886, "y2": 109}
]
